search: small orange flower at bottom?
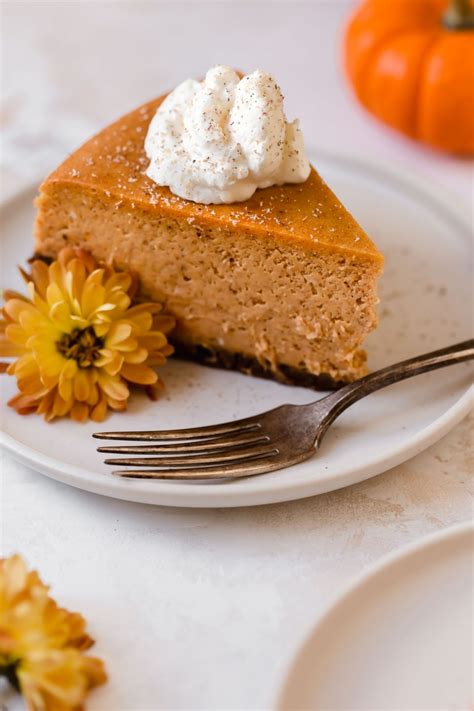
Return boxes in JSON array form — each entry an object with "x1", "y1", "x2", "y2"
[
  {"x1": 0, "y1": 248, "x2": 175, "y2": 422},
  {"x1": 0, "y1": 554, "x2": 107, "y2": 710}
]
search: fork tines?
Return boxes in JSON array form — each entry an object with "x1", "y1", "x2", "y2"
[{"x1": 93, "y1": 418, "x2": 280, "y2": 479}]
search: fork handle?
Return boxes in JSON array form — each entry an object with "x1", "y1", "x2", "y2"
[{"x1": 314, "y1": 339, "x2": 474, "y2": 440}]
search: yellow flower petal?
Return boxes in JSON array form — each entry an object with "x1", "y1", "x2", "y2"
[
  {"x1": 139, "y1": 331, "x2": 168, "y2": 350},
  {"x1": 105, "y1": 322, "x2": 132, "y2": 347},
  {"x1": 90, "y1": 395, "x2": 107, "y2": 422},
  {"x1": 112, "y1": 337, "x2": 139, "y2": 353},
  {"x1": 86, "y1": 383, "x2": 99, "y2": 406},
  {"x1": 96, "y1": 303, "x2": 118, "y2": 314},
  {"x1": 128, "y1": 311, "x2": 153, "y2": 332},
  {"x1": 36, "y1": 390, "x2": 56, "y2": 417},
  {"x1": 13, "y1": 352, "x2": 38, "y2": 377},
  {"x1": 0, "y1": 335, "x2": 25, "y2": 357},
  {"x1": 99, "y1": 350, "x2": 124, "y2": 376},
  {"x1": 93, "y1": 349, "x2": 113, "y2": 368},
  {"x1": 58, "y1": 376, "x2": 73, "y2": 403},
  {"x1": 39, "y1": 351, "x2": 66, "y2": 380},
  {"x1": 123, "y1": 346, "x2": 148, "y2": 364},
  {"x1": 73, "y1": 369, "x2": 91, "y2": 402},
  {"x1": 106, "y1": 396, "x2": 127, "y2": 411},
  {"x1": 66, "y1": 259, "x2": 87, "y2": 301},
  {"x1": 153, "y1": 314, "x2": 176, "y2": 334},
  {"x1": 4, "y1": 298, "x2": 37, "y2": 324},
  {"x1": 104, "y1": 292, "x2": 130, "y2": 314},
  {"x1": 52, "y1": 390, "x2": 72, "y2": 418},
  {"x1": 121, "y1": 362, "x2": 158, "y2": 385},
  {"x1": 8, "y1": 391, "x2": 41, "y2": 415},
  {"x1": 60, "y1": 358, "x2": 78, "y2": 379},
  {"x1": 30, "y1": 261, "x2": 50, "y2": 298},
  {"x1": 48, "y1": 261, "x2": 64, "y2": 292},
  {"x1": 126, "y1": 303, "x2": 162, "y2": 318},
  {"x1": 147, "y1": 353, "x2": 168, "y2": 366},
  {"x1": 49, "y1": 301, "x2": 74, "y2": 332},
  {"x1": 92, "y1": 322, "x2": 109, "y2": 338},
  {"x1": 104, "y1": 272, "x2": 131, "y2": 293},
  {"x1": 70, "y1": 402, "x2": 89, "y2": 422},
  {"x1": 5, "y1": 323, "x2": 29, "y2": 347},
  {"x1": 97, "y1": 372, "x2": 129, "y2": 401},
  {"x1": 80, "y1": 281, "x2": 105, "y2": 318},
  {"x1": 46, "y1": 282, "x2": 66, "y2": 308}
]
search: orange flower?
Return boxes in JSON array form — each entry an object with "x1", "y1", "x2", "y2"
[
  {"x1": 0, "y1": 554, "x2": 107, "y2": 710},
  {"x1": 0, "y1": 248, "x2": 175, "y2": 422}
]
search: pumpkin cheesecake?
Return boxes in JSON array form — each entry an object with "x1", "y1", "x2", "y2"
[{"x1": 34, "y1": 68, "x2": 383, "y2": 389}]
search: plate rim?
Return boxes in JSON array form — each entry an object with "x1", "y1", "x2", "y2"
[
  {"x1": 1, "y1": 153, "x2": 472, "y2": 508},
  {"x1": 276, "y1": 520, "x2": 474, "y2": 710},
  {"x1": 1, "y1": 381, "x2": 472, "y2": 508}
]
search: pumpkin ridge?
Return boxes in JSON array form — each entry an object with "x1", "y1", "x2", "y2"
[
  {"x1": 344, "y1": 0, "x2": 444, "y2": 100},
  {"x1": 413, "y1": 31, "x2": 444, "y2": 142},
  {"x1": 352, "y1": 27, "x2": 419, "y2": 106}
]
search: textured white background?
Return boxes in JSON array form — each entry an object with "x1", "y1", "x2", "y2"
[{"x1": 1, "y1": 2, "x2": 473, "y2": 710}]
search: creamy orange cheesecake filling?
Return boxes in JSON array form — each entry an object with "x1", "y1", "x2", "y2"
[{"x1": 34, "y1": 92, "x2": 383, "y2": 389}]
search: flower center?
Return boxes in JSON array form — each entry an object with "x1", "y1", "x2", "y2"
[{"x1": 56, "y1": 326, "x2": 104, "y2": 368}]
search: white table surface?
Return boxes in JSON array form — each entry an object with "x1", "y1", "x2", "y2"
[{"x1": 1, "y1": 2, "x2": 472, "y2": 710}]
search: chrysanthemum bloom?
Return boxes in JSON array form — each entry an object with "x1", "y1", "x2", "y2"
[
  {"x1": 0, "y1": 248, "x2": 175, "y2": 422},
  {"x1": 0, "y1": 554, "x2": 107, "y2": 710}
]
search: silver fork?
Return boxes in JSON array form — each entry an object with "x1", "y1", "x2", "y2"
[{"x1": 94, "y1": 340, "x2": 473, "y2": 480}]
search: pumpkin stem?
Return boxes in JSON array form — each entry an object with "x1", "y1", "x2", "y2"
[{"x1": 443, "y1": 0, "x2": 474, "y2": 29}]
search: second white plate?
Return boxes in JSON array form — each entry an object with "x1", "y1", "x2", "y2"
[
  {"x1": 278, "y1": 522, "x2": 474, "y2": 710},
  {"x1": 1, "y1": 153, "x2": 472, "y2": 507}
]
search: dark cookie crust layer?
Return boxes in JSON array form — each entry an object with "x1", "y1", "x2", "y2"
[{"x1": 171, "y1": 341, "x2": 344, "y2": 391}]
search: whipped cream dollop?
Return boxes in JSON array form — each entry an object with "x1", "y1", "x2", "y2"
[{"x1": 144, "y1": 65, "x2": 310, "y2": 204}]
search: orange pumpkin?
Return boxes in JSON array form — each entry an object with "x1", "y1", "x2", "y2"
[{"x1": 344, "y1": 0, "x2": 474, "y2": 155}]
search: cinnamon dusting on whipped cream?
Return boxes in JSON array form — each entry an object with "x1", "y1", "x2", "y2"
[{"x1": 144, "y1": 65, "x2": 310, "y2": 204}]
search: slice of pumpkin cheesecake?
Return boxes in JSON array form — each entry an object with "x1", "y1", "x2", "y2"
[{"x1": 34, "y1": 80, "x2": 383, "y2": 389}]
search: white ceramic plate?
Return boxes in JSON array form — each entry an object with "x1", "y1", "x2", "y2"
[
  {"x1": 1, "y1": 154, "x2": 472, "y2": 507},
  {"x1": 277, "y1": 522, "x2": 474, "y2": 710}
]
